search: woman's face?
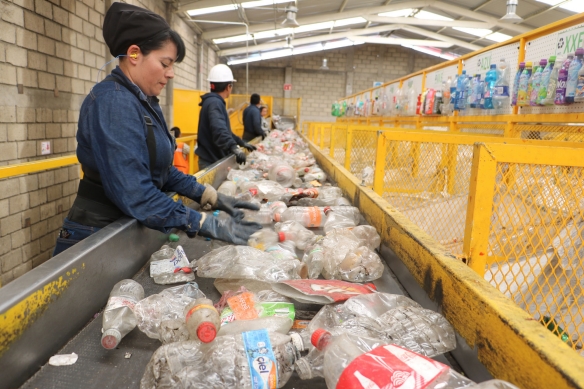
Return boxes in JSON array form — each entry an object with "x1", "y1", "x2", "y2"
[
  {"x1": 260, "y1": 108, "x2": 267, "y2": 117},
  {"x1": 130, "y1": 41, "x2": 177, "y2": 96}
]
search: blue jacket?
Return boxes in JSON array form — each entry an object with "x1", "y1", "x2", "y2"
[
  {"x1": 242, "y1": 104, "x2": 262, "y2": 141},
  {"x1": 195, "y1": 93, "x2": 245, "y2": 163},
  {"x1": 76, "y1": 66, "x2": 206, "y2": 234}
]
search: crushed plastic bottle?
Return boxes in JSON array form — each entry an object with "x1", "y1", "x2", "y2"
[
  {"x1": 248, "y1": 229, "x2": 286, "y2": 251},
  {"x1": 268, "y1": 161, "x2": 296, "y2": 187},
  {"x1": 183, "y1": 297, "x2": 220, "y2": 343},
  {"x1": 217, "y1": 180, "x2": 236, "y2": 196},
  {"x1": 101, "y1": 279, "x2": 145, "y2": 349},
  {"x1": 134, "y1": 283, "x2": 206, "y2": 344},
  {"x1": 302, "y1": 237, "x2": 325, "y2": 279},
  {"x1": 274, "y1": 221, "x2": 315, "y2": 250},
  {"x1": 140, "y1": 330, "x2": 300, "y2": 389},
  {"x1": 274, "y1": 206, "x2": 326, "y2": 228},
  {"x1": 149, "y1": 245, "x2": 195, "y2": 285},
  {"x1": 242, "y1": 207, "x2": 273, "y2": 224},
  {"x1": 323, "y1": 211, "x2": 356, "y2": 234}
]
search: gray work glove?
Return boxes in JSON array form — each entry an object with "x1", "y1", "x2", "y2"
[
  {"x1": 200, "y1": 184, "x2": 260, "y2": 219},
  {"x1": 231, "y1": 146, "x2": 247, "y2": 164},
  {"x1": 196, "y1": 213, "x2": 262, "y2": 245}
]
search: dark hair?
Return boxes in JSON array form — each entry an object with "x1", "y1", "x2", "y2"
[
  {"x1": 250, "y1": 93, "x2": 261, "y2": 105},
  {"x1": 210, "y1": 82, "x2": 232, "y2": 93},
  {"x1": 138, "y1": 29, "x2": 186, "y2": 63},
  {"x1": 260, "y1": 106, "x2": 268, "y2": 113},
  {"x1": 170, "y1": 126, "x2": 181, "y2": 138}
]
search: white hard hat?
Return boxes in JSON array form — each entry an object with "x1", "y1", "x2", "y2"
[{"x1": 208, "y1": 64, "x2": 237, "y2": 83}]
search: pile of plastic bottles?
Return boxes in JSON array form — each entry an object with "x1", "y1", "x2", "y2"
[{"x1": 99, "y1": 129, "x2": 521, "y2": 389}]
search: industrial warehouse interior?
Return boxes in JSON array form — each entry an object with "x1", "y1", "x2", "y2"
[{"x1": 1, "y1": 0, "x2": 584, "y2": 388}]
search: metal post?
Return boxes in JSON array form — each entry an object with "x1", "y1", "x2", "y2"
[
  {"x1": 373, "y1": 131, "x2": 386, "y2": 195},
  {"x1": 344, "y1": 126, "x2": 353, "y2": 171}
]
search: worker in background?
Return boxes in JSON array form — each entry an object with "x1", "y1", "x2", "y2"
[
  {"x1": 260, "y1": 106, "x2": 270, "y2": 134},
  {"x1": 195, "y1": 64, "x2": 256, "y2": 169},
  {"x1": 242, "y1": 93, "x2": 265, "y2": 141},
  {"x1": 171, "y1": 126, "x2": 189, "y2": 174},
  {"x1": 53, "y1": 3, "x2": 261, "y2": 256}
]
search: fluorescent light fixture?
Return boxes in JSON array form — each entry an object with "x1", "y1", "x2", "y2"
[
  {"x1": 261, "y1": 48, "x2": 292, "y2": 60},
  {"x1": 187, "y1": 4, "x2": 237, "y2": 16},
  {"x1": 484, "y1": 32, "x2": 513, "y2": 42},
  {"x1": 227, "y1": 56, "x2": 262, "y2": 65},
  {"x1": 378, "y1": 8, "x2": 414, "y2": 18},
  {"x1": 213, "y1": 28, "x2": 293, "y2": 44},
  {"x1": 214, "y1": 34, "x2": 252, "y2": 44},
  {"x1": 242, "y1": 0, "x2": 292, "y2": 8},
  {"x1": 334, "y1": 17, "x2": 368, "y2": 27},
  {"x1": 535, "y1": 0, "x2": 584, "y2": 13},
  {"x1": 453, "y1": 27, "x2": 493, "y2": 37},
  {"x1": 414, "y1": 10, "x2": 453, "y2": 21},
  {"x1": 294, "y1": 21, "x2": 334, "y2": 34},
  {"x1": 402, "y1": 44, "x2": 459, "y2": 61}
]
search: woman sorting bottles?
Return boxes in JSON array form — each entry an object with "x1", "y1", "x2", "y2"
[{"x1": 53, "y1": 3, "x2": 261, "y2": 256}]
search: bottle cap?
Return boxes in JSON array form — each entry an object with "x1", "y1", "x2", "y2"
[
  {"x1": 295, "y1": 358, "x2": 313, "y2": 380},
  {"x1": 490, "y1": 64, "x2": 496, "y2": 69},
  {"x1": 278, "y1": 232, "x2": 286, "y2": 242},
  {"x1": 197, "y1": 322, "x2": 217, "y2": 343},
  {"x1": 519, "y1": 62, "x2": 525, "y2": 67},
  {"x1": 311, "y1": 328, "x2": 330, "y2": 349},
  {"x1": 249, "y1": 188, "x2": 258, "y2": 196},
  {"x1": 168, "y1": 233, "x2": 180, "y2": 242},
  {"x1": 213, "y1": 210, "x2": 220, "y2": 216},
  {"x1": 365, "y1": 282, "x2": 377, "y2": 291},
  {"x1": 274, "y1": 213, "x2": 281, "y2": 222},
  {"x1": 577, "y1": 48, "x2": 584, "y2": 56},
  {"x1": 549, "y1": 55, "x2": 556, "y2": 62},
  {"x1": 289, "y1": 332, "x2": 305, "y2": 352},
  {"x1": 540, "y1": 59, "x2": 547, "y2": 65},
  {"x1": 525, "y1": 61, "x2": 532, "y2": 67},
  {"x1": 101, "y1": 329, "x2": 122, "y2": 349}
]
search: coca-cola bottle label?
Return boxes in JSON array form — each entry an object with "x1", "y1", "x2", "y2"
[
  {"x1": 336, "y1": 344, "x2": 449, "y2": 389},
  {"x1": 242, "y1": 329, "x2": 278, "y2": 389}
]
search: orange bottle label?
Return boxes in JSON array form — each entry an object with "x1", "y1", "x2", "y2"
[
  {"x1": 227, "y1": 292, "x2": 258, "y2": 320},
  {"x1": 306, "y1": 207, "x2": 322, "y2": 227}
]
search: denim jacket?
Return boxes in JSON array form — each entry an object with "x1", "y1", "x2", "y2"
[
  {"x1": 242, "y1": 104, "x2": 262, "y2": 142},
  {"x1": 76, "y1": 66, "x2": 206, "y2": 234}
]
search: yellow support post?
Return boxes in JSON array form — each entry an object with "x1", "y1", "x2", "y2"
[
  {"x1": 344, "y1": 126, "x2": 353, "y2": 171},
  {"x1": 329, "y1": 125, "x2": 336, "y2": 158},
  {"x1": 297, "y1": 97, "x2": 302, "y2": 126},
  {"x1": 319, "y1": 126, "x2": 324, "y2": 149},
  {"x1": 188, "y1": 139, "x2": 195, "y2": 175},
  {"x1": 373, "y1": 131, "x2": 386, "y2": 195},
  {"x1": 463, "y1": 143, "x2": 498, "y2": 276},
  {"x1": 410, "y1": 142, "x2": 420, "y2": 178}
]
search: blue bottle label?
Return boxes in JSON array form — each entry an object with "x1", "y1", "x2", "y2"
[
  {"x1": 494, "y1": 86, "x2": 509, "y2": 97},
  {"x1": 242, "y1": 329, "x2": 278, "y2": 389}
]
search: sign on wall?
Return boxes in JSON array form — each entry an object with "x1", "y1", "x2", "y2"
[{"x1": 283, "y1": 84, "x2": 292, "y2": 91}]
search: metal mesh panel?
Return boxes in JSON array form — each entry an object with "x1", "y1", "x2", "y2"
[
  {"x1": 459, "y1": 123, "x2": 505, "y2": 136},
  {"x1": 331, "y1": 127, "x2": 347, "y2": 165},
  {"x1": 485, "y1": 163, "x2": 584, "y2": 352},
  {"x1": 381, "y1": 139, "x2": 474, "y2": 254},
  {"x1": 272, "y1": 98, "x2": 299, "y2": 119},
  {"x1": 348, "y1": 129, "x2": 378, "y2": 176},
  {"x1": 517, "y1": 124, "x2": 584, "y2": 143},
  {"x1": 322, "y1": 126, "x2": 331, "y2": 149}
]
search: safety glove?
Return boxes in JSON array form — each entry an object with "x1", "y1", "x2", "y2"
[
  {"x1": 193, "y1": 213, "x2": 262, "y2": 245},
  {"x1": 230, "y1": 146, "x2": 247, "y2": 164},
  {"x1": 200, "y1": 184, "x2": 260, "y2": 219},
  {"x1": 243, "y1": 143, "x2": 257, "y2": 152}
]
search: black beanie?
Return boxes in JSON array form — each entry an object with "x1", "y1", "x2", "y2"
[{"x1": 103, "y1": 2, "x2": 170, "y2": 57}]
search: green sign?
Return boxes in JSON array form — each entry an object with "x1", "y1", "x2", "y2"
[
  {"x1": 476, "y1": 53, "x2": 492, "y2": 72},
  {"x1": 433, "y1": 72, "x2": 443, "y2": 86},
  {"x1": 556, "y1": 25, "x2": 584, "y2": 56}
]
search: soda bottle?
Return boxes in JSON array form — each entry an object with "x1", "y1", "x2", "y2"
[
  {"x1": 555, "y1": 54, "x2": 573, "y2": 105},
  {"x1": 565, "y1": 47, "x2": 584, "y2": 104},
  {"x1": 493, "y1": 58, "x2": 510, "y2": 109},
  {"x1": 543, "y1": 56, "x2": 563, "y2": 105},
  {"x1": 183, "y1": 297, "x2": 220, "y2": 343},
  {"x1": 529, "y1": 59, "x2": 546, "y2": 106},
  {"x1": 517, "y1": 62, "x2": 533, "y2": 106},
  {"x1": 537, "y1": 56, "x2": 555, "y2": 105},
  {"x1": 511, "y1": 62, "x2": 525, "y2": 106},
  {"x1": 274, "y1": 206, "x2": 326, "y2": 228},
  {"x1": 483, "y1": 64, "x2": 498, "y2": 110},
  {"x1": 101, "y1": 279, "x2": 145, "y2": 349}
]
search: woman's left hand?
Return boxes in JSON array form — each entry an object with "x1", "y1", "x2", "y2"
[{"x1": 200, "y1": 184, "x2": 260, "y2": 218}]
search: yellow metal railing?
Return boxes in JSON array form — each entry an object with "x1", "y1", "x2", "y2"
[
  {"x1": 176, "y1": 135, "x2": 198, "y2": 175},
  {"x1": 0, "y1": 155, "x2": 79, "y2": 180},
  {"x1": 305, "y1": 122, "x2": 584, "y2": 354}
]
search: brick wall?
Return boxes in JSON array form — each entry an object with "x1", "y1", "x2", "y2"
[
  {"x1": 231, "y1": 44, "x2": 444, "y2": 122},
  {"x1": 0, "y1": 0, "x2": 213, "y2": 286}
]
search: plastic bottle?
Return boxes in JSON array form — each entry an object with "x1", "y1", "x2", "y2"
[
  {"x1": 468, "y1": 75, "x2": 478, "y2": 108},
  {"x1": 465, "y1": 74, "x2": 473, "y2": 109},
  {"x1": 323, "y1": 211, "x2": 357, "y2": 234},
  {"x1": 555, "y1": 54, "x2": 573, "y2": 105},
  {"x1": 183, "y1": 297, "x2": 220, "y2": 343},
  {"x1": 433, "y1": 88, "x2": 443, "y2": 114},
  {"x1": 141, "y1": 330, "x2": 300, "y2": 389},
  {"x1": 324, "y1": 206, "x2": 361, "y2": 224},
  {"x1": 517, "y1": 62, "x2": 533, "y2": 106},
  {"x1": 478, "y1": 78, "x2": 486, "y2": 109},
  {"x1": 526, "y1": 63, "x2": 539, "y2": 105},
  {"x1": 511, "y1": 62, "x2": 525, "y2": 106},
  {"x1": 483, "y1": 64, "x2": 497, "y2": 110},
  {"x1": 248, "y1": 229, "x2": 286, "y2": 251},
  {"x1": 266, "y1": 200, "x2": 287, "y2": 215},
  {"x1": 529, "y1": 59, "x2": 546, "y2": 106},
  {"x1": 575, "y1": 57, "x2": 584, "y2": 103},
  {"x1": 455, "y1": 70, "x2": 467, "y2": 111},
  {"x1": 565, "y1": 47, "x2": 584, "y2": 104},
  {"x1": 268, "y1": 161, "x2": 296, "y2": 188},
  {"x1": 408, "y1": 87, "x2": 417, "y2": 115},
  {"x1": 242, "y1": 207, "x2": 273, "y2": 224},
  {"x1": 442, "y1": 76, "x2": 452, "y2": 114},
  {"x1": 275, "y1": 221, "x2": 315, "y2": 250},
  {"x1": 450, "y1": 74, "x2": 459, "y2": 111},
  {"x1": 493, "y1": 58, "x2": 510, "y2": 109},
  {"x1": 217, "y1": 316, "x2": 294, "y2": 337},
  {"x1": 217, "y1": 180, "x2": 236, "y2": 196},
  {"x1": 274, "y1": 206, "x2": 326, "y2": 228},
  {"x1": 543, "y1": 56, "x2": 563, "y2": 105},
  {"x1": 101, "y1": 279, "x2": 145, "y2": 349},
  {"x1": 537, "y1": 56, "x2": 555, "y2": 105}
]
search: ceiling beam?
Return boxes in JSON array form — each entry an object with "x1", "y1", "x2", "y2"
[
  {"x1": 218, "y1": 25, "x2": 402, "y2": 56},
  {"x1": 351, "y1": 36, "x2": 453, "y2": 48},
  {"x1": 365, "y1": 15, "x2": 494, "y2": 29},
  {"x1": 202, "y1": 0, "x2": 433, "y2": 39},
  {"x1": 339, "y1": 0, "x2": 350, "y2": 13},
  {"x1": 397, "y1": 25, "x2": 482, "y2": 51}
]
